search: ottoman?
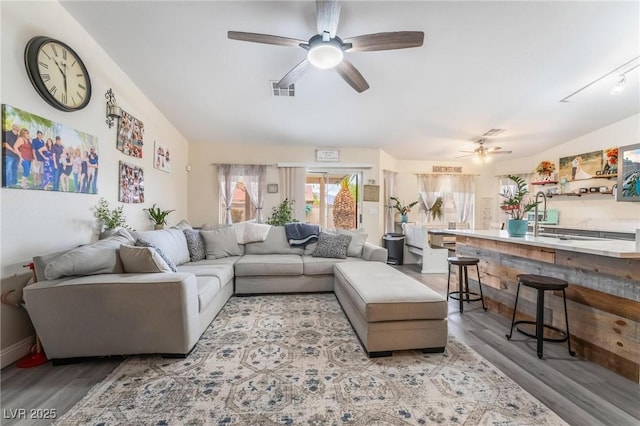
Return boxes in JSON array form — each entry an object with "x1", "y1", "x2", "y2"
[{"x1": 334, "y1": 262, "x2": 448, "y2": 357}]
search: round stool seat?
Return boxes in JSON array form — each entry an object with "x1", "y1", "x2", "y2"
[
  {"x1": 517, "y1": 274, "x2": 568, "y2": 291},
  {"x1": 447, "y1": 256, "x2": 479, "y2": 266}
]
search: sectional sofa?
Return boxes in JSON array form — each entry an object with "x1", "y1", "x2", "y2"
[{"x1": 23, "y1": 223, "x2": 387, "y2": 362}]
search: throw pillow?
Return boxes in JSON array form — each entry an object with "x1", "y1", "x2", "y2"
[
  {"x1": 173, "y1": 219, "x2": 192, "y2": 231},
  {"x1": 133, "y1": 229, "x2": 190, "y2": 266},
  {"x1": 135, "y1": 239, "x2": 178, "y2": 272},
  {"x1": 119, "y1": 244, "x2": 173, "y2": 273},
  {"x1": 44, "y1": 229, "x2": 135, "y2": 280},
  {"x1": 183, "y1": 229, "x2": 206, "y2": 262},
  {"x1": 334, "y1": 228, "x2": 369, "y2": 257},
  {"x1": 312, "y1": 232, "x2": 352, "y2": 259},
  {"x1": 242, "y1": 222, "x2": 272, "y2": 244},
  {"x1": 200, "y1": 226, "x2": 244, "y2": 259}
]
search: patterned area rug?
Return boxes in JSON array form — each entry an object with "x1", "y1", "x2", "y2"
[{"x1": 57, "y1": 294, "x2": 566, "y2": 425}]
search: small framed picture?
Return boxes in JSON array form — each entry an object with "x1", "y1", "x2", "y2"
[
  {"x1": 363, "y1": 184, "x2": 380, "y2": 202},
  {"x1": 267, "y1": 184, "x2": 278, "y2": 193}
]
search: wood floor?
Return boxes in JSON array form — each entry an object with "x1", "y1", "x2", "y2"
[{"x1": 1, "y1": 265, "x2": 638, "y2": 426}]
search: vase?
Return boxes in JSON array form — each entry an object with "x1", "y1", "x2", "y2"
[
  {"x1": 154, "y1": 224, "x2": 165, "y2": 230},
  {"x1": 400, "y1": 214, "x2": 408, "y2": 223},
  {"x1": 506, "y1": 219, "x2": 528, "y2": 237}
]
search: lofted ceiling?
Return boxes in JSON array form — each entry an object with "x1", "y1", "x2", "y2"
[{"x1": 60, "y1": 1, "x2": 640, "y2": 162}]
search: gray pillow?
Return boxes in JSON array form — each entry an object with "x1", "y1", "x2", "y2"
[
  {"x1": 312, "y1": 232, "x2": 352, "y2": 259},
  {"x1": 133, "y1": 229, "x2": 190, "y2": 266},
  {"x1": 201, "y1": 227, "x2": 244, "y2": 259},
  {"x1": 334, "y1": 229, "x2": 368, "y2": 257},
  {"x1": 135, "y1": 239, "x2": 178, "y2": 272},
  {"x1": 119, "y1": 245, "x2": 173, "y2": 273},
  {"x1": 173, "y1": 219, "x2": 192, "y2": 231},
  {"x1": 44, "y1": 229, "x2": 134, "y2": 280},
  {"x1": 183, "y1": 229, "x2": 205, "y2": 262}
]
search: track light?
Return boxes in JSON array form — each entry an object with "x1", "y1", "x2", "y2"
[{"x1": 609, "y1": 75, "x2": 626, "y2": 95}]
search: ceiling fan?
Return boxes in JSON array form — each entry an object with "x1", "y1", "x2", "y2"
[
  {"x1": 457, "y1": 139, "x2": 512, "y2": 161},
  {"x1": 228, "y1": 0, "x2": 424, "y2": 93}
]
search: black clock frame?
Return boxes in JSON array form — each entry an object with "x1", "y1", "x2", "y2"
[{"x1": 24, "y1": 36, "x2": 92, "y2": 112}]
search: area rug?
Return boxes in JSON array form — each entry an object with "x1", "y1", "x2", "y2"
[{"x1": 57, "y1": 294, "x2": 566, "y2": 425}]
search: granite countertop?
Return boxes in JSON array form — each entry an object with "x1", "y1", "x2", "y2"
[{"x1": 445, "y1": 229, "x2": 640, "y2": 259}]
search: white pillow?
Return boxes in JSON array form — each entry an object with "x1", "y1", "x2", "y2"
[
  {"x1": 119, "y1": 245, "x2": 173, "y2": 273},
  {"x1": 232, "y1": 221, "x2": 272, "y2": 244},
  {"x1": 333, "y1": 228, "x2": 369, "y2": 258}
]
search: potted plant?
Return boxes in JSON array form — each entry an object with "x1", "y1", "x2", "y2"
[
  {"x1": 390, "y1": 197, "x2": 419, "y2": 223},
  {"x1": 144, "y1": 203, "x2": 175, "y2": 229},
  {"x1": 266, "y1": 198, "x2": 297, "y2": 226},
  {"x1": 499, "y1": 175, "x2": 538, "y2": 237},
  {"x1": 93, "y1": 198, "x2": 133, "y2": 238}
]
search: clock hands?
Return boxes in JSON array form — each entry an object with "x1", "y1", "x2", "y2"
[{"x1": 52, "y1": 57, "x2": 68, "y2": 100}]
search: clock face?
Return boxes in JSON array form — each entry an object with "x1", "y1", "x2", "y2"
[{"x1": 24, "y1": 36, "x2": 92, "y2": 111}]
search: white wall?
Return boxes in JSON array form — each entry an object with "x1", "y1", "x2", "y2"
[{"x1": 0, "y1": 1, "x2": 190, "y2": 365}]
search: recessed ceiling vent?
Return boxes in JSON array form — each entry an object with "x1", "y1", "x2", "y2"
[
  {"x1": 482, "y1": 128, "x2": 506, "y2": 137},
  {"x1": 271, "y1": 81, "x2": 295, "y2": 97}
]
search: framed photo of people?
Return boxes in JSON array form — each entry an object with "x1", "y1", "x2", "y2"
[
  {"x1": 153, "y1": 141, "x2": 171, "y2": 172},
  {"x1": 119, "y1": 161, "x2": 144, "y2": 203},
  {"x1": 616, "y1": 143, "x2": 640, "y2": 202},
  {"x1": 116, "y1": 110, "x2": 144, "y2": 158},
  {"x1": 2, "y1": 104, "x2": 99, "y2": 194}
]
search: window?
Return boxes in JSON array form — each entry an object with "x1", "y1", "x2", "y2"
[
  {"x1": 228, "y1": 181, "x2": 255, "y2": 223},
  {"x1": 305, "y1": 172, "x2": 362, "y2": 229}
]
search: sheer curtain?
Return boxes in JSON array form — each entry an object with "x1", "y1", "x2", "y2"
[
  {"x1": 243, "y1": 165, "x2": 267, "y2": 223},
  {"x1": 383, "y1": 170, "x2": 397, "y2": 233},
  {"x1": 417, "y1": 174, "x2": 447, "y2": 222},
  {"x1": 278, "y1": 167, "x2": 306, "y2": 222},
  {"x1": 217, "y1": 164, "x2": 243, "y2": 225},
  {"x1": 451, "y1": 175, "x2": 475, "y2": 224}
]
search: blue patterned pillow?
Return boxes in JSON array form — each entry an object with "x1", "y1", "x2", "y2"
[
  {"x1": 135, "y1": 239, "x2": 177, "y2": 272},
  {"x1": 312, "y1": 232, "x2": 352, "y2": 259},
  {"x1": 183, "y1": 229, "x2": 205, "y2": 262}
]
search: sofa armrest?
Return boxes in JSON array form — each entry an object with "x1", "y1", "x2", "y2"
[
  {"x1": 362, "y1": 242, "x2": 388, "y2": 263},
  {"x1": 23, "y1": 273, "x2": 200, "y2": 359}
]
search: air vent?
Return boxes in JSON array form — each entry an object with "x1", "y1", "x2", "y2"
[
  {"x1": 482, "y1": 128, "x2": 506, "y2": 137},
  {"x1": 271, "y1": 81, "x2": 295, "y2": 97}
]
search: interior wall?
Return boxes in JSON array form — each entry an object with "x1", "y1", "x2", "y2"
[{"x1": 0, "y1": 1, "x2": 190, "y2": 366}]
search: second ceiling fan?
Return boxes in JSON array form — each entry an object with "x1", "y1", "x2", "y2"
[
  {"x1": 228, "y1": 0, "x2": 424, "y2": 93},
  {"x1": 457, "y1": 139, "x2": 512, "y2": 161}
]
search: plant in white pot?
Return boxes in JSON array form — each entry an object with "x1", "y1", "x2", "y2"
[
  {"x1": 93, "y1": 198, "x2": 133, "y2": 238},
  {"x1": 144, "y1": 204, "x2": 175, "y2": 229},
  {"x1": 499, "y1": 175, "x2": 538, "y2": 237}
]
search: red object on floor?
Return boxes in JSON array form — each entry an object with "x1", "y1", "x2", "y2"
[{"x1": 16, "y1": 352, "x2": 48, "y2": 368}]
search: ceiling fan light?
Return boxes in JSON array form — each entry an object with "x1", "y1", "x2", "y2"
[{"x1": 308, "y1": 44, "x2": 343, "y2": 69}]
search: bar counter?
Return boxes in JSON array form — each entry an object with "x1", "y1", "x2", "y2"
[{"x1": 444, "y1": 229, "x2": 639, "y2": 383}]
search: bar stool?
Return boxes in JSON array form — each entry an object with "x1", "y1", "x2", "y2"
[
  {"x1": 446, "y1": 256, "x2": 487, "y2": 313},
  {"x1": 506, "y1": 274, "x2": 576, "y2": 359}
]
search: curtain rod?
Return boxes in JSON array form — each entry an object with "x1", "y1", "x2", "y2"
[
  {"x1": 210, "y1": 163, "x2": 277, "y2": 167},
  {"x1": 414, "y1": 173, "x2": 480, "y2": 176}
]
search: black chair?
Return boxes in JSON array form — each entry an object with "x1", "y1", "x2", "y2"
[
  {"x1": 506, "y1": 274, "x2": 576, "y2": 359},
  {"x1": 446, "y1": 256, "x2": 487, "y2": 313}
]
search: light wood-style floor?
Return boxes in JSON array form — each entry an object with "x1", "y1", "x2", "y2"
[{"x1": 1, "y1": 265, "x2": 638, "y2": 426}]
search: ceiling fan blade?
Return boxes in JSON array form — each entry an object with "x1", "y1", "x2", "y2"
[
  {"x1": 228, "y1": 31, "x2": 305, "y2": 47},
  {"x1": 335, "y1": 59, "x2": 370, "y2": 93},
  {"x1": 277, "y1": 59, "x2": 311, "y2": 88},
  {"x1": 459, "y1": 150, "x2": 476, "y2": 154},
  {"x1": 344, "y1": 31, "x2": 424, "y2": 52},
  {"x1": 316, "y1": 0, "x2": 341, "y2": 38},
  {"x1": 455, "y1": 154, "x2": 473, "y2": 159},
  {"x1": 490, "y1": 151, "x2": 513, "y2": 155},
  {"x1": 486, "y1": 146, "x2": 502, "y2": 152}
]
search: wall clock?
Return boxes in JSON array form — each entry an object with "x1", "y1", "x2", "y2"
[{"x1": 24, "y1": 36, "x2": 92, "y2": 111}]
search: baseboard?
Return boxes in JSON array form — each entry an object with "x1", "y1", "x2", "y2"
[{"x1": 1, "y1": 336, "x2": 35, "y2": 369}]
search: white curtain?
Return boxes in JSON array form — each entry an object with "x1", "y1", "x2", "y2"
[
  {"x1": 451, "y1": 175, "x2": 475, "y2": 224},
  {"x1": 243, "y1": 165, "x2": 267, "y2": 223},
  {"x1": 417, "y1": 174, "x2": 447, "y2": 222},
  {"x1": 217, "y1": 164, "x2": 243, "y2": 225},
  {"x1": 383, "y1": 170, "x2": 397, "y2": 233},
  {"x1": 278, "y1": 167, "x2": 306, "y2": 221}
]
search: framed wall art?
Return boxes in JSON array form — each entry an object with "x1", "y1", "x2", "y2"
[
  {"x1": 616, "y1": 143, "x2": 640, "y2": 202},
  {"x1": 267, "y1": 184, "x2": 278, "y2": 193},
  {"x1": 558, "y1": 149, "x2": 604, "y2": 181},
  {"x1": 154, "y1": 141, "x2": 171, "y2": 172},
  {"x1": 2, "y1": 104, "x2": 99, "y2": 194},
  {"x1": 363, "y1": 184, "x2": 380, "y2": 202},
  {"x1": 119, "y1": 161, "x2": 144, "y2": 203},
  {"x1": 116, "y1": 110, "x2": 144, "y2": 158}
]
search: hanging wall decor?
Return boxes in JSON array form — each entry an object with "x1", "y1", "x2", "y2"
[
  {"x1": 119, "y1": 161, "x2": 144, "y2": 203},
  {"x1": 2, "y1": 104, "x2": 99, "y2": 194},
  {"x1": 116, "y1": 110, "x2": 144, "y2": 158},
  {"x1": 153, "y1": 141, "x2": 171, "y2": 172},
  {"x1": 616, "y1": 143, "x2": 640, "y2": 202},
  {"x1": 559, "y1": 149, "x2": 604, "y2": 181}
]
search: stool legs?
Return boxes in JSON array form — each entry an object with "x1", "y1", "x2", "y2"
[
  {"x1": 535, "y1": 288, "x2": 545, "y2": 358},
  {"x1": 506, "y1": 282, "x2": 521, "y2": 340},
  {"x1": 562, "y1": 289, "x2": 576, "y2": 357},
  {"x1": 475, "y1": 264, "x2": 487, "y2": 311},
  {"x1": 458, "y1": 265, "x2": 464, "y2": 313},
  {"x1": 447, "y1": 261, "x2": 486, "y2": 314}
]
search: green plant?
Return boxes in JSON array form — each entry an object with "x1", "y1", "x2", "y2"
[
  {"x1": 428, "y1": 196, "x2": 444, "y2": 220},
  {"x1": 266, "y1": 198, "x2": 297, "y2": 226},
  {"x1": 390, "y1": 196, "x2": 418, "y2": 215},
  {"x1": 93, "y1": 198, "x2": 133, "y2": 230},
  {"x1": 143, "y1": 203, "x2": 175, "y2": 225},
  {"x1": 499, "y1": 175, "x2": 538, "y2": 220}
]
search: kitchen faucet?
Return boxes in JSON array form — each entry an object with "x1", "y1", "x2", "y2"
[{"x1": 533, "y1": 191, "x2": 547, "y2": 237}]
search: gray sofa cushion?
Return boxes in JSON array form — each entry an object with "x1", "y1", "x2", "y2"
[
  {"x1": 302, "y1": 255, "x2": 364, "y2": 275},
  {"x1": 177, "y1": 258, "x2": 238, "y2": 285},
  {"x1": 201, "y1": 227, "x2": 244, "y2": 259},
  {"x1": 312, "y1": 233, "x2": 351, "y2": 259},
  {"x1": 33, "y1": 249, "x2": 71, "y2": 282},
  {"x1": 333, "y1": 229, "x2": 369, "y2": 258},
  {"x1": 244, "y1": 226, "x2": 304, "y2": 255},
  {"x1": 196, "y1": 276, "x2": 221, "y2": 312},
  {"x1": 234, "y1": 254, "x2": 303, "y2": 276},
  {"x1": 135, "y1": 239, "x2": 178, "y2": 272},
  {"x1": 134, "y1": 229, "x2": 191, "y2": 266},
  {"x1": 119, "y1": 245, "x2": 173, "y2": 273},
  {"x1": 44, "y1": 229, "x2": 134, "y2": 280}
]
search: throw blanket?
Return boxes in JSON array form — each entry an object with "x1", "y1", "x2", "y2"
[{"x1": 284, "y1": 223, "x2": 320, "y2": 247}]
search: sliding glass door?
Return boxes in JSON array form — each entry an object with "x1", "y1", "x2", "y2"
[{"x1": 305, "y1": 171, "x2": 362, "y2": 229}]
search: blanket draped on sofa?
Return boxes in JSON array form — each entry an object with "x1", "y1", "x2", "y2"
[{"x1": 284, "y1": 223, "x2": 320, "y2": 246}]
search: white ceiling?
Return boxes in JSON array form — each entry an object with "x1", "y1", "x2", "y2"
[{"x1": 60, "y1": 1, "x2": 640, "y2": 162}]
